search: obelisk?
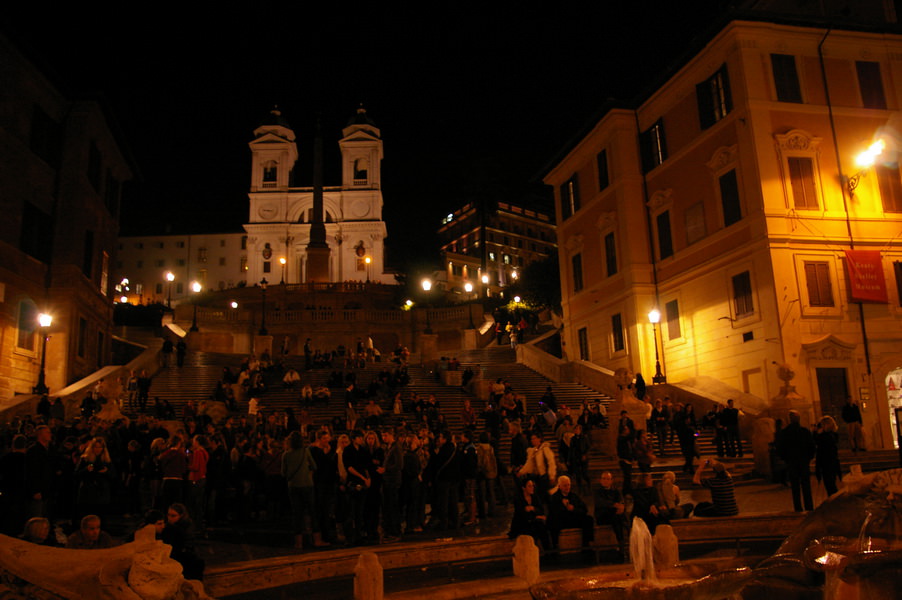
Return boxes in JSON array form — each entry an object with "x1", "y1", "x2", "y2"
[{"x1": 306, "y1": 118, "x2": 331, "y2": 281}]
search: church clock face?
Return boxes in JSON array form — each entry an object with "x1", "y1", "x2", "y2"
[
  {"x1": 258, "y1": 203, "x2": 278, "y2": 220},
  {"x1": 350, "y1": 199, "x2": 370, "y2": 218}
]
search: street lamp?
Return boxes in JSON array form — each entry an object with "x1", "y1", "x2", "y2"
[
  {"x1": 848, "y1": 139, "x2": 886, "y2": 194},
  {"x1": 421, "y1": 278, "x2": 433, "y2": 334},
  {"x1": 165, "y1": 272, "x2": 175, "y2": 308},
  {"x1": 189, "y1": 281, "x2": 202, "y2": 332},
  {"x1": 259, "y1": 278, "x2": 269, "y2": 335},
  {"x1": 364, "y1": 256, "x2": 372, "y2": 282},
  {"x1": 648, "y1": 308, "x2": 666, "y2": 384},
  {"x1": 279, "y1": 257, "x2": 287, "y2": 284},
  {"x1": 33, "y1": 313, "x2": 52, "y2": 395},
  {"x1": 463, "y1": 282, "x2": 476, "y2": 329}
]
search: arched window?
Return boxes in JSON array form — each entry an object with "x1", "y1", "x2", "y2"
[{"x1": 262, "y1": 161, "x2": 278, "y2": 184}]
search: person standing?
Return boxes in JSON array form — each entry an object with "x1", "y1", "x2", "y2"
[
  {"x1": 176, "y1": 339, "x2": 187, "y2": 368},
  {"x1": 814, "y1": 416, "x2": 841, "y2": 498},
  {"x1": 186, "y1": 435, "x2": 209, "y2": 526},
  {"x1": 282, "y1": 431, "x2": 326, "y2": 549},
  {"x1": 25, "y1": 425, "x2": 55, "y2": 520},
  {"x1": 776, "y1": 410, "x2": 816, "y2": 512},
  {"x1": 380, "y1": 427, "x2": 404, "y2": 541},
  {"x1": 616, "y1": 412, "x2": 636, "y2": 494},
  {"x1": 720, "y1": 399, "x2": 742, "y2": 457},
  {"x1": 136, "y1": 370, "x2": 152, "y2": 413},
  {"x1": 841, "y1": 396, "x2": 866, "y2": 452},
  {"x1": 161, "y1": 338, "x2": 174, "y2": 368}
]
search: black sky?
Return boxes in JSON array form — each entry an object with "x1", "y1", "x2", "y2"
[{"x1": 2, "y1": 2, "x2": 730, "y2": 271}]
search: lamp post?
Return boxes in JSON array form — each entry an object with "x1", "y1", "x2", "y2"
[
  {"x1": 165, "y1": 272, "x2": 175, "y2": 308},
  {"x1": 847, "y1": 139, "x2": 885, "y2": 194},
  {"x1": 421, "y1": 278, "x2": 433, "y2": 334},
  {"x1": 259, "y1": 278, "x2": 269, "y2": 335},
  {"x1": 464, "y1": 282, "x2": 476, "y2": 328},
  {"x1": 189, "y1": 281, "x2": 202, "y2": 332},
  {"x1": 648, "y1": 308, "x2": 666, "y2": 384},
  {"x1": 33, "y1": 313, "x2": 52, "y2": 395},
  {"x1": 279, "y1": 257, "x2": 286, "y2": 285},
  {"x1": 364, "y1": 256, "x2": 372, "y2": 283}
]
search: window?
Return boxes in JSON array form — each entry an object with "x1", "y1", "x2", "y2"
[
  {"x1": 665, "y1": 299, "x2": 681, "y2": 340},
  {"x1": 560, "y1": 174, "x2": 580, "y2": 220},
  {"x1": 611, "y1": 313, "x2": 625, "y2": 352},
  {"x1": 263, "y1": 161, "x2": 277, "y2": 183},
  {"x1": 685, "y1": 203, "x2": 706, "y2": 245},
  {"x1": 177, "y1": 259, "x2": 186, "y2": 267},
  {"x1": 488, "y1": 252, "x2": 496, "y2": 261},
  {"x1": 176, "y1": 282, "x2": 184, "y2": 294},
  {"x1": 856, "y1": 61, "x2": 887, "y2": 109},
  {"x1": 577, "y1": 327, "x2": 590, "y2": 361},
  {"x1": 220, "y1": 239, "x2": 226, "y2": 247},
  {"x1": 241, "y1": 236, "x2": 248, "y2": 250},
  {"x1": 572, "y1": 253, "x2": 584, "y2": 292},
  {"x1": 771, "y1": 54, "x2": 802, "y2": 103},
  {"x1": 176, "y1": 241, "x2": 185, "y2": 249},
  {"x1": 656, "y1": 211, "x2": 673, "y2": 260},
  {"x1": 697, "y1": 64, "x2": 732, "y2": 129},
  {"x1": 503, "y1": 254, "x2": 511, "y2": 265},
  {"x1": 30, "y1": 105, "x2": 62, "y2": 168},
  {"x1": 876, "y1": 164, "x2": 902, "y2": 212},
  {"x1": 198, "y1": 247, "x2": 207, "y2": 263},
  {"x1": 77, "y1": 318, "x2": 87, "y2": 357},
  {"x1": 104, "y1": 170, "x2": 119, "y2": 216},
  {"x1": 640, "y1": 119, "x2": 667, "y2": 173},
  {"x1": 219, "y1": 257, "x2": 227, "y2": 266},
  {"x1": 136, "y1": 260, "x2": 143, "y2": 268},
  {"x1": 135, "y1": 242, "x2": 143, "y2": 249},
  {"x1": 88, "y1": 142, "x2": 102, "y2": 193},
  {"x1": 263, "y1": 261, "x2": 271, "y2": 273},
  {"x1": 16, "y1": 300, "x2": 38, "y2": 351},
  {"x1": 894, "y1": 262, "x2": 902, "y2": 306},
  {"x1": 83, "y1": 230, "x2": 94, "y2": 278},
  {"x1": 732, "y1": 271, "x2": 754, "y2": 317},
  {"x1": 240, "y1": 256, "x2": 248, "y2": 272},
  {"x1": 719, "y1": 169, "x2": 742, "y2": 226},
  {"x1": 100, "y1": 251, "x2": 109, "y2": 296},
  {"x1": 604, "y1": 232, "x2": 617, "y2": 277},
  {"x1": 788, "y1": 157, "x2": 818, "y2": 209},
  {"x1": 155, "y1": 259, "x2": 165, "y2": 268},
  {"x1": 20, "y1": 201, "x2": 53, "y2": 263},
  {"x1": 155, "y1": 283, "x2": 163, "y2": 294},
  {"x1": 804, "y1": 261, "x2": 834, "y2": 307},
  {"x1": 597, "y1": 150, "x2": 609, "y2": 191}
]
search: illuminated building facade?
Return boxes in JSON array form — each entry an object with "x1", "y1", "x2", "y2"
[
  {"x1": 437, "y1": 201, "x2": 556, "y2": 295},
  {"x1": 0, "y1": 35, "x2": 132, "y2": 398},
  {"x1": 546, "y1": 17, "x2": 902, "y2": 448}
]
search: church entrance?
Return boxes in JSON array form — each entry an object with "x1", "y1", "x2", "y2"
[
  {"x1": 885, "y1": 367, "x2": 902, "y2": 449},
  {"x1": 816, "y1": 367, "x2": 849, "y2": 421}
]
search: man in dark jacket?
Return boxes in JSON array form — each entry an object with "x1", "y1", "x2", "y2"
[
  {"x1": 548, "y1": 475, "x2": 594, "y2": 548},
  {"x1": 427, "y1": 430, "x2": 460, "y2": 530},
  {"x1": 776, "y1": 410, "x2": 816, "y2": 512},
  {"x1": 380, "y1": 427, "x2": 404, "y2": 540}
]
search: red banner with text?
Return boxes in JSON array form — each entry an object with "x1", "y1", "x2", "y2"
[{"x1": 844, "y1": 250, "x2": 888, "y2": 303}]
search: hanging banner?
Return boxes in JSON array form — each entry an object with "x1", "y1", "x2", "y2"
[{"x1": 844, "y1": 250, "x2": 888, "y2": 302}]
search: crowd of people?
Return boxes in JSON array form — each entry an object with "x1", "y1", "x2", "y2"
[{"x1": 0, "y1": 350, "x2": 865, "y2": 575}]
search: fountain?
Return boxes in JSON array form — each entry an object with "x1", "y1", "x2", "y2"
[
  {"x1": 628, "y1": 518, "x2": 655, "y2": 583},
  {"x1": 530, "y1": 468, "x2": 902, "y2": 600}
]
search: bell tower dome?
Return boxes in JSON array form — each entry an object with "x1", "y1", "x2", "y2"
[{"x1": 339, "y1": 105, "x2": 383, "y2": 189}]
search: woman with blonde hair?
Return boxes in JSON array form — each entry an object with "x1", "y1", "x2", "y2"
[
  {"x1": 815, "y1": 415, "x2": 841, "y2": 497},
  {"x1": 658, "y1": 471, "x2": 693, "y2": 519},
  {"x1": 75, "y1": 437, "x2": 115, "y2": 521}
]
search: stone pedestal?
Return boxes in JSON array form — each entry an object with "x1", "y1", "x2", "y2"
[
  {"x1": 418, "y1": 333, "x2": 439, "y2": 364},
  {"x1": 461, "y1": 328, "x2": 478, "y2": 350},
  {"x1": 653, "y1": 524, "x2": 679, "y2": 568},
  {"x1": 442, "y1": 370, "x2": 463, "y2": 386},
  {"x1": 752, "y1": 417, "x2": 776, "y2": 479},
  {"x1": 354, "y1": 552, "x2": 383, "y2": 600},
  {"x1": 513, "y1": 535, "x2": 540, "y2": 585}
]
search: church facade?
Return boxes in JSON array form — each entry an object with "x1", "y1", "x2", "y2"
[
  {"x1": 243, "y1": 107, "x2": 392, "y2": 286},
  {"x1": 116, "y1": 107, "x2": 393, "y2": 304}
]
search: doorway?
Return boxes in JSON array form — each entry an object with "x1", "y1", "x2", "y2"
[
  {"x1": 816, "y1": 367, "x2": 849, "y2": 420},
  {"x1": 886, "y1": 367, "x2": 902, "y2": 449}
]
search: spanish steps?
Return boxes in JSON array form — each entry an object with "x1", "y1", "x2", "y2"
[{"x1": 130, "y1": 332, "x2": 899, "y2": 490}]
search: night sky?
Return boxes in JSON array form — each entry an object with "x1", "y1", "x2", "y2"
[{"x1": 2, "y1": 2, "x2": 729, "y2": 271}]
